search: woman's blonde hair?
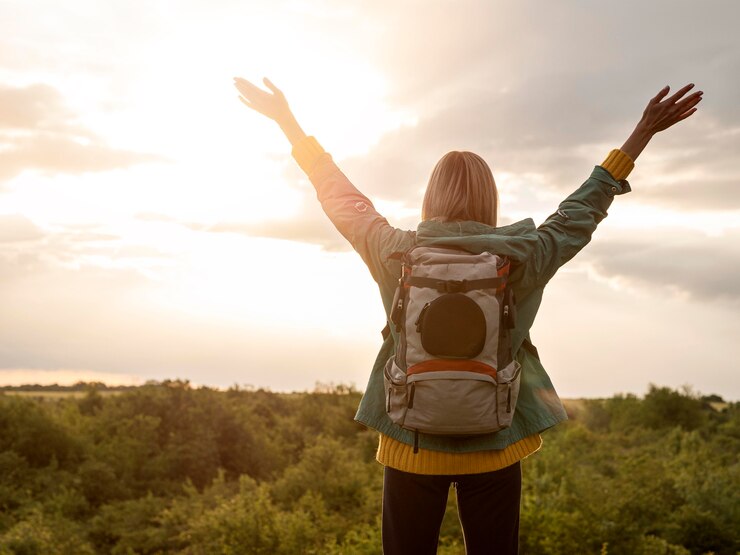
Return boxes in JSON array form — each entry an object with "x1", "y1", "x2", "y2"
[{"x1": 421, "y1": 151, "x2": 498, "y2": 227}]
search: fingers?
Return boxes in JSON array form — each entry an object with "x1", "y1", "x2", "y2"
[
  {"x1": 233, "y1": 77, "x2": 265, "y2": 99},
  {"x1": 654, "y1": 109, "x2": 697, "y2": 133},
  {"x1": 650, "y1": 85, "x2": 670, "y2": 106},
  {"x1": 665, "y1": 83, "x2": 695, "y2": 104},
  {"x1": 656, "y1": 90, "x2": 703, "y2": 132},
  {"x1": 232, "y1": 76, "x2": 284, "y2": 106},
  {"x1": 677, "y1": 107, "x2": 698, "y2": 121},
  {"x1": 238, "y1": 95, "x2": 256, "y2": 111},
  {"x1": 674, "y1": 90, "x2": 703, "y2": 112},
  {"x1": 233, "y1": 76, "x2": 256, "y2": 90},
  {"x1": 263, "y1": 77, "x2": 285, "y2": 98}
]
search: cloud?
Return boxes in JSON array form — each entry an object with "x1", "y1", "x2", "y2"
[
  {"x1": 0, "y1": 217, "x2": 173, "y2": 289},
  {"x1": 584, "y1": 229, "x2": 740, "y2": 303},
  {"x1": 213, "y1": 0, "x2": 740, "y2": 259},
  {"x1": 136, "y1": 210, "x2": 351, "y2": 251},
  {"x1": 180, "y1": 195, "x2": 353, "y2": 251},
  {"x1": 0, "y1": 83, "x2": 164, "y2": 183},
  {"x1": 198, "y1": 216, "x2": 349, "y2": 252},
  {"x1": 637, "y1": 175, "x2": 740, "y2": 211},
  {"x1": 302, "y1": 77, "x2": 736, "y2": 220},
  {"x1": 0, "y1": 83, "x2": 81, "y2": 132},
  {"x1": 297, "y1": 0, "x2": 740, "y2": 212},
  {"x1": 629, "y1": 118, "x2": 740, "y2": 210},
  {"x1": 0, "y1": 228, "x2": 383, "y2": 391},
  {"x1": 365, "y1": 0, "x2": 740, "y2": 118},
  {"x1": 135, "y1": 212, "x2": 178, "y2": 223},
  {"x1": 0, "y1": 253, "x2": 156, "y2": 371},
  {"x1": 0, "y1": 214, "x2": 44, "y2": 243},
  {"x1": 334, "y1": 77, "x2": 740, "y2": 211},
  {"x1": 0, "y1": 133, "x2": 162, "y2": 181},
  {"x1": 335, "y1": 88, "x2": 598, "y2": 206}
]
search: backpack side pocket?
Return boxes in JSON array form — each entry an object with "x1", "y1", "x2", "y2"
[
  {"x1": 383, "y1": 357, "x2": 408, "y2": 426},
  {"x1": 495, "y1": 359, "x2": 522, "y2": 429}
]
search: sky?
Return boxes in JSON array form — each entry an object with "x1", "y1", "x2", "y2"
[{"x1": 1, "y1": 0, "x2": 738, "y2": 399}]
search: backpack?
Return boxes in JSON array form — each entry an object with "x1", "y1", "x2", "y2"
[{"x1": 384, "y1": 245, "x2": 522, "y2": 453}]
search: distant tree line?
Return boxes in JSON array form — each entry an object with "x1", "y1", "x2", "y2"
[
  {"x1": 0, "y1": 381, "x2": 737, "y2": 554},
  {"x1": 0, "y1": 380, "x2": 144, "y2": 392}
]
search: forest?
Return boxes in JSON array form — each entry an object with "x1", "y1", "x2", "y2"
[{"x1": 0, "y1": 380, "x2": 737, "y2": 554}]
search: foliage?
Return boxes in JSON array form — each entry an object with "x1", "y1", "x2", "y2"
[{"x1": 0, "y1": 383, "x2": 737, "y2": 554}]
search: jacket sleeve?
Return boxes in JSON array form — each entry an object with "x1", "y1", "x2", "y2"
[
  {"x1": 291, "y1": 135, "x2": 412, "y2": 282},
  {"x1": 522, "y1": 149, "x2": 634, "y2": 289}
]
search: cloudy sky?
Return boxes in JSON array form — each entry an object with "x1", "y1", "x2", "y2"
[{"x1": 1, "y1": 0, "x2": 738, "y2": 399}]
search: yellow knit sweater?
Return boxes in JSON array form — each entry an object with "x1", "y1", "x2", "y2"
[{"x1": 291, "y1": 137, "x2": 635, "y2": 475}]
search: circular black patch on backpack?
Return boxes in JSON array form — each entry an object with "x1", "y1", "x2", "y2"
[{"x1": 418, "y1": 293, "x2": 486, "y2": 358}]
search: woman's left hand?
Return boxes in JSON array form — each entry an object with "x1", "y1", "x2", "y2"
[
  {"x1": 637, "y1": 83, "x2": 703, "y2": 135},
  {"x1": 233, "y1": 76, "x2": 293, "y2": 125},
  {"x1": 620, "y1": 83, "x2": 703, "y2": 163}
]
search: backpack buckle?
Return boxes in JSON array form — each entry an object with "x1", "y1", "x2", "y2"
[{"x1": 439, "y1": 279, "x2": 465, "y2": 293}]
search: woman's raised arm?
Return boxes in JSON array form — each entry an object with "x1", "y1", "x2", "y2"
[
  {"x1": 233, "y1": 76, "x2": 413, "y2": 283},
  {"x1": 518, "y1": 83, "x2": 703, "y2": 296}
]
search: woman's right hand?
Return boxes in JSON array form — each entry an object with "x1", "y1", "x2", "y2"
[
  {"x1": 233, "y1": 76, "x2": 293, "y2": 125},
  {"x1": 233, "y1": 76, "x2": 307, "y2": 146}
]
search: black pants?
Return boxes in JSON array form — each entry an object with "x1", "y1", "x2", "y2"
[{"x1": 382, "y1": 461, "x2": 521, "y2": 555}]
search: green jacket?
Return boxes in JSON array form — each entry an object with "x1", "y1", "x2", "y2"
[{"x1": 304, "y1": 152, "x2": 631, "y2": 452}]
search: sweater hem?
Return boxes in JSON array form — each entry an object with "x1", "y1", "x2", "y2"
[
  {"x1": 354, "y1": 411, "x2": 566, "y2": 453},
  {"x1": 376, "y1": 432, "x2": 543, "y2": 475}
]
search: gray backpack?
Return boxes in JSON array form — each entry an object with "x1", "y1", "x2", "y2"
[{"x1": 384, "y1": 245, "x2": 522, "y2": 452}]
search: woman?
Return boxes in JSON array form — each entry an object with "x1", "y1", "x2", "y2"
[{"x1": 232, "y1": 76, "x2": 702, "y2": 554}]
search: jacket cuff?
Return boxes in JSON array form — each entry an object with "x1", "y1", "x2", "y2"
[
  {"x1": 291, "y1": 135, "x2": 326, "y2": 176},
  {"x1": 600, "y1": 148, "x2": 634, "y2": 181},
  {"x1": 591, "y1": 166, "x2": 632, "y2": 197}
]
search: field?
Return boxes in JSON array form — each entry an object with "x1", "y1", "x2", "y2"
[{"x1": 0, "y1": 381, "x2": 737, "y2": 554}]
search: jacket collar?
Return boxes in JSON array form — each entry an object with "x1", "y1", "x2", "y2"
[{"x1": 415, "y1": 218, "x2": 539, "y2": 263}]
